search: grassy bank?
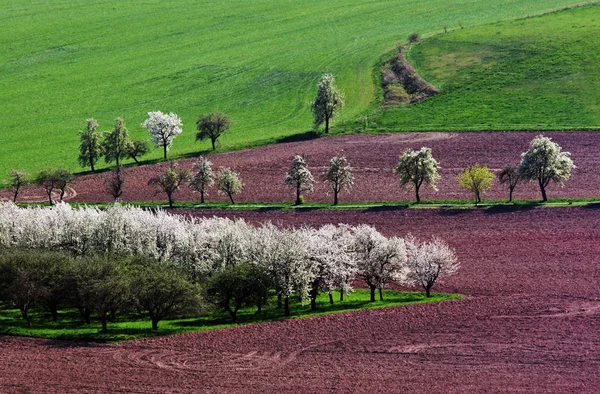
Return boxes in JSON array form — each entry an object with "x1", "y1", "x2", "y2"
[
  {"x1": 376, "y1": 3, "x2": 600, "y2": 131},
  {"x1": 0, "y1": 290, "x2": 460, "y2": 342}
]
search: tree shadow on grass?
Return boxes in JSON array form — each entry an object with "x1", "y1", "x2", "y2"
[
  {"x1": 483, "y1": 204, "x2": 538, "y2": 215},
  {"x1": 275, "y1": 131, "x2": 320, "y2": 144},
  {"x1": 364, "y1": 204, "x2": 410, "y2": 212}
]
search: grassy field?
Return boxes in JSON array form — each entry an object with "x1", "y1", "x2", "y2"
[
  {"x1": 376, "y1": 3, "x2": 600, "y2": 131},
  {"x1": 0, "y1": 290, "x2": 460, "y2": 342},
  {"x1": 0, "y1": 0, "x2": 586, "y2": 177}
]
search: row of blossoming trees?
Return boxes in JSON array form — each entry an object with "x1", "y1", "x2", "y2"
[
  {"x1": 142, "y1": 134, "x2": 574, "y2": 207},
  {"x1": 0, "y1": 203, "x2": 458, "y2": 329}
]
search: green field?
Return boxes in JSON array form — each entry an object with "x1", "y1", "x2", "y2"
[
  {"x1": 0, "y1": 0, "x2": 588, "y2": 176},
  {"x1": 0, "y1": 290, "x2": 460, "y2": 342},
  {"x1": 376, "y1": 3, "x2": 600, "y2": 131}
]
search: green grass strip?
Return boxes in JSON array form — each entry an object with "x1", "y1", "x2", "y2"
[{"x1": 0, "y1": 290, "x2": 461, "y2": 343}]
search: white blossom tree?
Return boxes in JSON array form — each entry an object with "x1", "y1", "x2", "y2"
[
  {"x1": 312, "y1": 74, "x2": 344, "y2": 134},
  {"x1": 188, "y1": 156, "x2": 214, "y2": 204},
  {"x1": 405, "y1": 236, "x2": 459, "y2": 297},
  {"x1": 352, "y1": 225, "x2": 408, "y2": 302},
  {"x1": 285, "y1": 155, "x2": 315, "y2": 205},
  {"x1": 394, "y1": 147, "x2": 440, "y2": 203},
  {"x1": 142, "y1": 111, "x2": 183, "y2": 160},
  {"x1": 249, "y1": 224, "x2": 313, "y2": 316},
  {"x1": 304, "y1": 224, "x2": 357, "y2": 309},
  {"x1": 518, "y1": 135, "x2": 574, "y2": 202},
  {"x1": 323, "y1": 155, "x2": 354, "y2": 205},
  {"x1": 216, "y1": 167, "x2": 243, "y2": 204}
]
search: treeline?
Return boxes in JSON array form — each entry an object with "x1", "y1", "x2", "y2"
[
  {"x1": 3, "y1": 134, "x2": 574, "y2": 206},
  {"x1": 0, "y1": 203, "x2": 459, "y2": 329},
  {"x1": 0, "y1": 250, "x2": 198, "y2": 332}
]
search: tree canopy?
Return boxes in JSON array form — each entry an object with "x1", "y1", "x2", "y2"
[
  {"x1": 312, "y1": 74, "x2": 344, "y2": 134},
  {"x1": 394, "y1": 147, "x2": 440, "y2": 203},
  {"x1": 142, "y1": 111, "x2": 183, "y2": 159},
  {"x1": 196, "y1": 112, "x2": 231, "y2": 151},
  {"x1": 518, "y1": 135, "x2": 574, "y2": 201}
]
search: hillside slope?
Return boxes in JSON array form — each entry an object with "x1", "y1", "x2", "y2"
[
  {"x1": 0, "y1": 0, "x2": 585, "y2": 175},
  {"x1": 377, "y1": 4, "x2": 600, "y2": 131}
]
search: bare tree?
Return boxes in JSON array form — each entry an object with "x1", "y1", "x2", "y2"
[
  {"x1": 6, "y1": 169, "x2": 29, "y2": 203},
  {"x1": 106, "y1": 166, "x2": 125, "y2": 202},
  {"x1": 35, "y1": 168, "x2": 73, "y2": 204}
]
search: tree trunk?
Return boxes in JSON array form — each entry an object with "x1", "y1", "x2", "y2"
[
  {"x1": 228, "y1": 192, "x2": 235, "y2": 204},
  {"x1": 425, "y1": 285, "x2": 432, "y2": 298},
  {"x1": 539, "y1": 179, "x2": 548, "y2": 202},
  {"x1": 21, "y1": 308, "x2": 31, "y2": 328},
  {"x1": 325, "y1": 116, "x2": 330, "y2": 134},
  {"x1": 340, "y1": 290, "x2": 344, "y2": 301},
  {"x1": 163, "y1": 144, "x2": 168, "y2": 160},
  {"x1": 295, "y1": 183, "x2": 301, "y2": 205},
  {"x1": 100, "y1": 317, "x2": 108, "y2": 333},
  {"x1": 277, "y1": 294, "x2": 282, "y2": 309},
  {"x1": 229, "y1": 309, "x2": 237, "y2": 323},
  {"x1": 211, "y1": 138, "x2": 216, "y2": 151},
  {"x1": 284, "y1": 296, "x2": 290, "y2": 316},
  {"x1": 256, "y1": 294, "x2": 262, "y2": 313},
  {"x1": 379, "y1": 287, "x2": 384, "y2": 301},
  {"x1": 47, "y1": 189, "x2": 53, "y2": 205},
  {"x1": 13, "y1": 188, "x2": 19, "y2": 203},
  {"x1": 200, "y1": 190, "x2": 205, "y2": 204},
  {"x1": 168, "y1": 193, "x2": 174, "y2": 208},
  {"x1": 49, "y1": 305, "x2": 58, "y2": 322},
  {"x1": 91, "y1": 161, "x2": 95, "y2": 172},
  {"x1": 475, "y1": 191, "x2": 480, "y2": 204},
  {"x1": 369, "y1": 285, "x2": 376, "y2": 302},
  {"x1": 133, "y1": 156, "x2": 140, "y2": 165},
  {"x1": 509, "y1": 188, "x2": 513, "y2": 202},
  {"x1": 310, "y1": 296, "x2": 317, "y2": 311},
  {"x1": 329, "y1": 293, "x2": 334, "y2": 304},
  {"x1": 152, "y1": 318, "x2": 159, "y2": 330},
  {"x1": 415, "y1": 185, "x2": 421, "y2": 203},
  {"x1": 333, "y1": 190, "x2": 339, "y2": 205},
  {"x1": 60, "y1": 188, "x2": 66, "y2": 202}
]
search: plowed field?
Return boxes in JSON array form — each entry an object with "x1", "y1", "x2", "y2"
[
  {"x1": 2, "y1": 132, "x2": 599, "y2": 203},
  {"x1": 1, "y1": 207, "x2": 599, "y2": 392}
]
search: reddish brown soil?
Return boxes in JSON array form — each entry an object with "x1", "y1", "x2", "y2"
[
  {"x1": 2, "y1": 131, "x2": 599, "y2": 203},
  {"x1": 1, "y1": 207, "x2": 599, "y2": 393}
]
